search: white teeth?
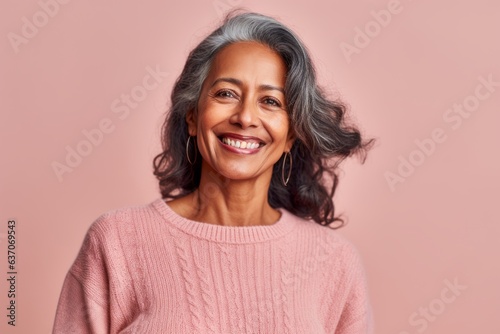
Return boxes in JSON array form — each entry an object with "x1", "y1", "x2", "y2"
[{"x1": 222, "y1": 137, "x2": 260, "y2": 149}]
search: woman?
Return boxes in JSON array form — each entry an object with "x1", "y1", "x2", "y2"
[{"x1": 53, "y1": 10, "x2": 375, "y2": 333}]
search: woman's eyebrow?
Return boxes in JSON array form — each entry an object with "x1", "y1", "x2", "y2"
[{"x1": 211, "y1": 77, "x2": 285, "y2": 94}]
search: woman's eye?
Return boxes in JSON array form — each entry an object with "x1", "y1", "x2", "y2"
[
  {"x1": 263, "y1": 98, "x2": 281, "y2": 107},
  {"x1": 216, "y1": 90, "x2": 235, "y2": 98}
]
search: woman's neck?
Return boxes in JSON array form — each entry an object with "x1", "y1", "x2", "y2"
[{"x1": 168, "y1": 174, "x2": 281, "y2": 227}]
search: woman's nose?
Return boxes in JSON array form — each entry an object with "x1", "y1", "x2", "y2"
[{"x1": 229, "y1": 97, "x2": 260, "y2": 129}]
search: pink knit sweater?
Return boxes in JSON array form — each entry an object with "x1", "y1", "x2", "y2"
[{"x1": 53, "y1": 198, "x2": 374, "y2": 333}]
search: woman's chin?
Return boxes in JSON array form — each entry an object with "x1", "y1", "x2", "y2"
[{"x1": 204, "y1": 165, "x2": 269, "y2": 184}]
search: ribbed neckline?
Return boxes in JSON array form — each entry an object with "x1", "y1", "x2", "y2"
[{"x1": 151, "y1": 197, "x2": 299, "y2": 244}]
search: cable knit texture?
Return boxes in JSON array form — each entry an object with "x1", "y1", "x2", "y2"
[{"x1": 53, "y1": 198, "x2": 374, "y2": 333}]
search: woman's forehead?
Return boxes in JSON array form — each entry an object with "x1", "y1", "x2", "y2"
[{"x1": 207, "y1": 41, "x2": 287, "y2": 89}]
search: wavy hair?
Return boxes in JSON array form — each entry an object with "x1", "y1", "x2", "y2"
[{"x1": 153, "y1": 9, "x2": 375, "y2": 228}]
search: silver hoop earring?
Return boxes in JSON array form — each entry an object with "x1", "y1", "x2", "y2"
[
  {"x1": 186, "y1": 136, "x2": 197, "y2": 165},
  {"x1": 281, "y1": 151, "x2": 292, "y2": 187}
]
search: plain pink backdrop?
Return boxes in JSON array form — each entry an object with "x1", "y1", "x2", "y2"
[{"x1": 1, "y1": 0, "x2": 499, "y2": 333}]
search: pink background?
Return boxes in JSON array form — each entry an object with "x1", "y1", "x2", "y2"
[{"x1": 1, "y1": 0, "x2": 499, "y2": 333}]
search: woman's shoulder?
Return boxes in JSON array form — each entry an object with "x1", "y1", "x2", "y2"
[
  {"x1": 285, "y1": 210, "x2": 364, "y2": 260},
  {"x1": 84, "y1": 198, "x2": 165, "y2": 240}
]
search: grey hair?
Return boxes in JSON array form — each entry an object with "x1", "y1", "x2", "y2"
[{"x1": 153, "y1": 9, "x2": 374, "y2": 228}]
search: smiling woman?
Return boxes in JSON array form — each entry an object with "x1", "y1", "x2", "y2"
[
  {"x1": 181, "y1": 40, "x2": 295, "y2": 221},
  {"x1": 53, "y1": 9, "x2": 375, "y2": 334}
]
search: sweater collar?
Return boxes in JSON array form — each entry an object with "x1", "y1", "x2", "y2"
[{"x1": 152, "y1": 198, "x2": 299, "y2": 244}]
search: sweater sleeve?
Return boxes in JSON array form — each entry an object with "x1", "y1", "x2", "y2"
[
  {"x1": 334, "y1": 243, "x2": 375, "y2": 334},
  {"x1": 52, "y1": 219, "x2": 111, "y2": 334}
]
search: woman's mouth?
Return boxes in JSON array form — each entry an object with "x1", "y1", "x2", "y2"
[{"x1": 218, "y1": 134, "x2": 266, "y2": 151}]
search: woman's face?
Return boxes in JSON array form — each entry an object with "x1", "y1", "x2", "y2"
[{"x1": 187, "y1": 41, "x2": 294, "y2": 183}]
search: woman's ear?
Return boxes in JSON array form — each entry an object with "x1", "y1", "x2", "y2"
[
  {"x1": 185, "y1": 109, "x2": 197, "y2": 136},
  {"x1": 285, "y1": 128, "x2": 296, "y2": 152}
]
